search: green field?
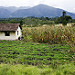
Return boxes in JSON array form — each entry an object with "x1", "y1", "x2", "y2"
[
  {"x1": 0, "y1": 40, "x2": 75, "y2": 75},
  {"x1": 0, "y1": 40, "x2": 74, "y2": 65}
]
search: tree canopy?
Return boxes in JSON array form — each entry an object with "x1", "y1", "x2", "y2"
[{"x1": 55, "y1": 11, "x2": 72, "y2": 25}]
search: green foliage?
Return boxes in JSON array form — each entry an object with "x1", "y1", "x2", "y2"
[
  {"x1": 62, "y1": 19, "x2": 67, "y2": 25},
  {"x1": 62, "y1": 11, "x2": 66, "y2": 17},
  {"x1": 0, "y1": 18, "x2": 23, "y2": 23},
  {"x1": 71, "y1": 19, "x2": 75, "y2": 23},
  {"x1": 0, "y1": 41, "x2": 74, "y2": 65},
  {"x1": 0, "y1": 63, "x2": 75, "y2": 75},
  {"x1": 55, "y1": 16, "x2": 72, "y2": 25},
  {"x1": 20, "y1": 20, "x2": 23, "y2": 25},
  {"x1": 55, "y1": 11, "x2": 72, "y2": 25},
  {"x1": 0, "y1": 17, "x2": 55, "y2": 26},
  {"x1": 0, "y1": 17, "x2": 75, "y2": 26},
  {"x1": 22, "y1": 18, "x2": 54, "y2": 27}
]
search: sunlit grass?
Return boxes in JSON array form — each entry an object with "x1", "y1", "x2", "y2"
[{"x1": 0, "y1": 63, "x2": 75, "y2": 75}]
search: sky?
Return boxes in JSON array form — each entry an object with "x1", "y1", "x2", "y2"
[{"x1": 0, "y1": 0, "x2": 75, "y2": 13}]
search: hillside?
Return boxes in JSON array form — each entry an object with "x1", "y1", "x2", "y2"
[
  {"x1": 12, "y1": 4, "x2": 75, "y2": 18},
  {"x1": 0, "y1": 6, "x2": 31, "y2": 18},
  {"x1": 0, "y1": 4, "x2": 75, "y2": 18},
  {"x1": 0, "y1": 8, "x2": 11, "y2": 18}
]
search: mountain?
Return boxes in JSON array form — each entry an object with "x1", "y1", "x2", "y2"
[
  {"x1": 0, "y1": 4, "x2": 75, "y2": 18},
  {"x1": 0, "y1": 6, "x2": 31, "y2": 18},
  {"x1": 0, "y1": 8, "x2": 11, "y2": 18},
  {"x1": 11, "y1": 4, "x2": 75, "y2": 18},
  {"x1": 0, "y1": 6, "x2": 31, "y2": 13},
  {"x1": 19, "y1": 6, "x2": 31, "y2": 9}
]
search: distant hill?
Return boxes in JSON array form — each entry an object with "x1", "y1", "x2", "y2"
[
  {"x1": 0, "y1": 4, "x2": 75, "y2": 18},
  {"x1": 0, "y1": 6, "x2": 31, "y2": 13},
  {"x1": 12, "y1": 4, "x2": 62, "y2": 17},
  {"x1": 0, "y1": 8, "x2": 11, "y2": 18}
]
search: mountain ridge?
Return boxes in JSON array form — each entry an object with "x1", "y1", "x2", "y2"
[{"x1": 0, "y1": 4, "x2": 75, "y2": 18}]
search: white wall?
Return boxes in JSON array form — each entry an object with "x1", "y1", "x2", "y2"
[
  {"x1": 0, "y1": 26, "x2": 22, "y2": 40},
  {"x1": 16, "y1": 26, "x2": 22, "y2": 39}
]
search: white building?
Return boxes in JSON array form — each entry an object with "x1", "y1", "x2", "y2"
[{"x1": 0, "y1": 23, "x2": 22, "y2": 40}]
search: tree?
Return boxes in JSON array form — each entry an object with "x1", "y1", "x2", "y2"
[
  {"x1": 65, "y1": 16, "x2": 72, "y2": 21},
  {"x1": 20, "y1": 20, "x2": 23, "y2": 26},
  {"x1": 62, "y1": 11, "x2": 72, "y2": 25},
  {"x1": 20, "y1": 20, "x2": 23, "y2": 30},
  {"x1": 62, "y1": 11, "x2": 66, "y2": 17},
  {"x1": 45, "y1": 17, "x2": 50, "y2": 20},
  {"x1": 62, "y1": 16, "x2": 72, "y2": 25},
  {"x1": 62, "y1": 19, "x2": 67, "y2": 25},
  {"x1": 55, "y1": 11, "x2": 72, "y2": 25}
]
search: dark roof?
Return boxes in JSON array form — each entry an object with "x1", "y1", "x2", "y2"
[{"x1": 0, "y1": 23, "x2": 20, "y2": 31}]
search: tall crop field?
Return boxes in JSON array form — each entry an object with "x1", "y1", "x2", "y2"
[{"x1": 23, "y1": 25, "x2": 75, "y2": 45}]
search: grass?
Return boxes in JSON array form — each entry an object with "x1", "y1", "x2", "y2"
[{"x1": 0, "y1": 63, "x2": 75, "y2": 75}]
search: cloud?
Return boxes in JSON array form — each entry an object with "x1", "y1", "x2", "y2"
[{"x1": 70, "y1": 8, "x2": 75, "y2": 13}]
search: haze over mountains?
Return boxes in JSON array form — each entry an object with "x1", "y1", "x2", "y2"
[{"x1": 0, "y1": 4, "x2": 75, "y2": 18}]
